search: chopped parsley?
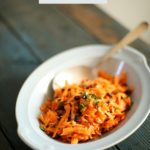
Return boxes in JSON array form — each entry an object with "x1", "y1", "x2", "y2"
[
  {"x1": 79, "y1": 103, "x2": 85, "y2": 109},
  {"x1": 40, "y1": 124, "x2": 45, "y2": 131},
  {"x1": 87, "y1": 94, "x2": 102, "y2": 100},
  {"x1": 95, "y1": 101, "x2": 99, "y2": 106},
  {"x1": 82, "y1": 92, "x2": 88, "y2": 99},
  {"x1": 90, "y1": 94, "x2": 97, "y2": 99}
]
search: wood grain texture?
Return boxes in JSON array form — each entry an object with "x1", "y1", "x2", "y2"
[
  {"x1": 59, "y1": 5, "x2": 120, "y2": 44},
  {"x1": 59, "y1": 4, "x2": 150, "y2": 64},
  {"x1": 0, "y1": 0, "x2": 98, "y2": 61},
  {"x1": 0, "y1": 129, "x2": 12, "y2": 150},
  {"x1": 117, "y1": 115, "x2": 150, "y2": 150},
  {"x1": 0, "y1": 21, "x2": 38, "y2": 65},
  {"x1": 0, "y1": 20, "x2": 38, "y2": 150},
  {"x1": 0, "y1": 65, "x2": 37, "y2": 150},
  {"x1": 0, "y1": 1, "x2": 150, "y2": 150}
]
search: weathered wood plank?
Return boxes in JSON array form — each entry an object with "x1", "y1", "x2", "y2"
[
  {"x1": 117, "y1": 115, "x2": 150, "y2": 150},
  {"x1": 0, "y1": 64, "x2": 37, "y2": 150},
  {"x1": 59, "y1": 5, "x2": 121, "y2": 44},
  {"x1": 58, "y1": 4, "x2": 150, "y2": 65},
  {"x1": 0, "y1": 0, "x2": 98, "y2": 61},
  {"x1": 0, "y1": 21, "x2": 38, "y2": 65},
  {"x1": 0, "y1": 128, "x2": 13, "y2": 150},
  {"x1": 0, "y1": 20, "x2": 38, "y2": 150},
  {"x1": 107, "y1": 146, "x2": 119, "y2": 150}
]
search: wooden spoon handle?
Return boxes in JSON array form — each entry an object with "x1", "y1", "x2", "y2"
[{"x1": 99, "y1": 22, "x2": 149, "y2": 64}]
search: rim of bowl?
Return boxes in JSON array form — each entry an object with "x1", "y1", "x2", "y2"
[{"x1": 15, "y1": 44, "x2": 150, "y2": 150}]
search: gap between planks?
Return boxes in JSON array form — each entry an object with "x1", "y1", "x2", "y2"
[{"x1": 0, "y1": 124, "x2": 15, "y2": 150}]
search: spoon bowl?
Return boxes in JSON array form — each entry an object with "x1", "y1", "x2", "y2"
[
  {"x1": 53, "y1": 58, "x2": 126, "y2": 89},
  {"x1": 52, "y1": 22, "x2": 148, "y2": 89}
]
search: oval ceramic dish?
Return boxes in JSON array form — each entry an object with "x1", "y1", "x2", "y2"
[{"x1": 16, "y1": 45, "x2": 150, "y2": 150}]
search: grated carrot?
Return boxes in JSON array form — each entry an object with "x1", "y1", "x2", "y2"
[{"x1": 39, "y1": 71, "x2": 132, "y2": 143}]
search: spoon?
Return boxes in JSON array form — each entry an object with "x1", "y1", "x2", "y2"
[{"x1": 53, "y1": 22, "x2": 148, "y2": 89}]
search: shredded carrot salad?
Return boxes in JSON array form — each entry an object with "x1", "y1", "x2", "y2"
[{"x1": 39, "y1": 71, "x2": 132, "y2": 144}]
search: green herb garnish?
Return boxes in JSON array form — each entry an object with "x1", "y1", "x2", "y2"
[
  {"x1": 95, "y1": 101, "x2": 99, "y2": 106},
  {"x1": 90, "y1": 94, "x2": 97, "y2": 99},
  {"x1": 40, "y1": 124, "x2": 45, "y2": 131},
  {"x1": 88, "y1": 94, "x2": 102, "y2": 100},
  {"x1": 79, "y1": 103, "x2": 85, "y2": 109},
  {"x1": 97, "y1": 96, "x2": 102, "y2": 99},
  {"x1": 82, "y1": 92, "x2": 88, "y2": 99}
]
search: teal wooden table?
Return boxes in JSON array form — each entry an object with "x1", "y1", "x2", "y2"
[{"x1": 0, "y1": 0, "x2": 150, "y2": 149}]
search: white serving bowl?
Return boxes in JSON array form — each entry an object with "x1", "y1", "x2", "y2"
[{"x1": 16, "y1": 44, "x2": 150, "y2": 150}]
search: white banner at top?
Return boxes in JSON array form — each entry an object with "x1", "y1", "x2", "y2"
[{"x1": 39, "y1": 0, "x2": 108, "y2": 4}]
